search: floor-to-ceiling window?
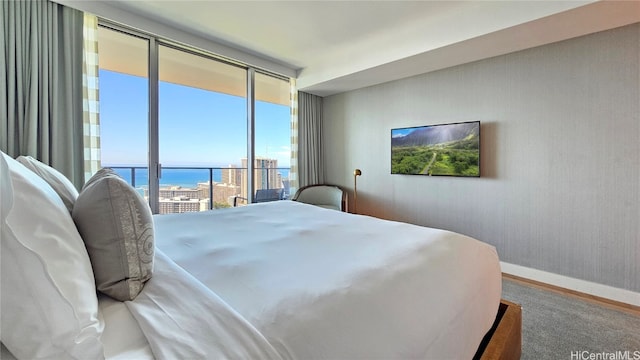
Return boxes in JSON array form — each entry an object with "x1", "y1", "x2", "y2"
[
  {"x1": 95, "y1": 22, "x2": 292, "y2": 214},
  {"x1": 158, "y1": 45, "x2": 247, "y2": 213},
  {"x1": 254, "y1": 73, "x2": 292, "y2": 199},
  {"x1": 97, "y1": 26, "x2": 149, "y2": 196}
]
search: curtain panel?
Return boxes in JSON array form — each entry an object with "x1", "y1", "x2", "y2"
[
  {"x1": 82, "y1": 13, "x2": 100, "y2": 182},
  {"x1": 289, "y1": 78, "x2": 299, "y2": 196},
  {"x1": 1, "y1": 0, "x2": 85, "y2": 188},
  {"x1": 297, "y1": 91, "x2": 324, "y2": 187}
]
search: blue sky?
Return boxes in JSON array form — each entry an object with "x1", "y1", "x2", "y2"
[
  {"x1": 100, "y1": 70, "x2": 291, "y2": 167},
  {"x1": 391, "y1": 128, "x2": 415, "y2": 138}
]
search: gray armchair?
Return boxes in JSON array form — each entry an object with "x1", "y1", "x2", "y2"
[{"x1": 291, "y1": 184, "x2": 346, "y2": 211}]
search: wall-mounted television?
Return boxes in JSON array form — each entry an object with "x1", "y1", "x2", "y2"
[{"x1": 391, "y1": 121, "x2": 480, "y2": 177}]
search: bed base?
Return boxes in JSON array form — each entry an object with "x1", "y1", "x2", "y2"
[{"x1": 474, "y1": 299, "x2": 522, "y2": 360}]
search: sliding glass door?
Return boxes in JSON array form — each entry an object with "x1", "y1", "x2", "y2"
[
  {"x1": 96, "y1": 22, "x2": 292, "y2": 214},
  {"x1": 97, "y1": 26, "x2": 149, "y2": 197},
  {"x1": 158, "y1": 45, "x2": 247, "y2": 213},
  {"x1": 253, "y1": 73, "x2": 292, "y2": 200}
]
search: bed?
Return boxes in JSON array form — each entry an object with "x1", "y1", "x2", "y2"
[{"x1": 0, "y1": 151, "x2": 517, "y2": 359}]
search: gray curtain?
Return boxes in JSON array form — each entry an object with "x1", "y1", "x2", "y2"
[
  {"x1": 297, "y1": 91, "x2": 324, "y2": 187},
  {"x1": 1, "y1": 0, "x2": 85, "y2": 188}
]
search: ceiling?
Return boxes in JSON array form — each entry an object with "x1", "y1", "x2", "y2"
[{"x1": 58, "y1": 0, "x2": 640, "y2": 97}]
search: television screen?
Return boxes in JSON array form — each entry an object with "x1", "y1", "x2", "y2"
[{"x1": 391, "y1": 121, "x2": 480, "y2": 177}]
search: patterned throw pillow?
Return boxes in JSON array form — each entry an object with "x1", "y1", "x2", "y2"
[{"x1": 73, "y1": 169, "x2": 154, "y2": 301}]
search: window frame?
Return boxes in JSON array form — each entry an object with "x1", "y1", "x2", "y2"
[{"x1": 97, "y1": 20, "x2": 291, "y2": 213}]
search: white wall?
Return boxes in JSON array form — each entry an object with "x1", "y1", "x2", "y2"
[{"x1": 323, "y1": 23, "x2": 639, "y2": 293}]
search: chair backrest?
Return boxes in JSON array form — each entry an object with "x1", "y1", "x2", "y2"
[
  {"x1": 292, "y1": 184, "x2": 345, "y2": 211},
  {"x1": 255, "y1": 188, "x2": 284, "y2": 203}
]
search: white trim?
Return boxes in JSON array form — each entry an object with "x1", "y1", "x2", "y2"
[{"x1": 500, "y1": 262, "x2": 640, "y2": 307}]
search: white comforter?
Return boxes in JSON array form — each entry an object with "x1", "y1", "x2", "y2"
[
  {"x1": 125, "y1": 251, "x2": 282, "y2": 359},
  {"x1": 151, "y1": 200, "x2": 502, "y2": 360},
  {"x1": 0, "y1": 201, "x2": 502, "y2": 359}
]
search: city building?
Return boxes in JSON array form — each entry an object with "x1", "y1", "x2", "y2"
[
  {"x1": 159, "y1": 196, "x2": 206, "y2": 214},
  {"x1": 197, "y1": 181, "x2": 241, "y2": 208},
  {"x1": 240, "y1": 157, "x2": 283, "y2": 200},
  {"x1": 221, "y1": 165, "x2": 242, "y2": 187},
  {"x1": 159, "y1": 186, "x2": 201, "y2": 200}
]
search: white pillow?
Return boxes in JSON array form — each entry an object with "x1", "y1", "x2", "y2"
[
  {"x1": 0, "y1": 152, "x2": 105, "y2": 359},
  {"x1": 16, "y1": 155, "x2": 79, "y2": 212}
]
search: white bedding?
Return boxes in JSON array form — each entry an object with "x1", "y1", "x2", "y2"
[
  {"x1": 1, "y1": 251, "x2": 280, "y2": 360},
  {"x1": 1, "y1": 200, "x2": 501, "y2": 359},
  {"x1": 98, "y1": 296, "x2": 153, "y2": 359},
  {"x1": 125, "y1": 250, "x2": 282, "y2": 359},
  {"x1": 154, "y1": 200, "x2": 502, "y2": 359},
  {"x1": 1, "y1": 296, "x2": 154, "y2": 360}
]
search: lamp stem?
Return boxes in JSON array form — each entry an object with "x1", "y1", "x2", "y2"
[{"x1": 353, "y1": 168, "x2": 361, "y2": 214}]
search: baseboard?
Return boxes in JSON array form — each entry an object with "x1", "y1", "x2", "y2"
[{"x1": 500, "y1": 262, "x2": 640, "y2": 307}]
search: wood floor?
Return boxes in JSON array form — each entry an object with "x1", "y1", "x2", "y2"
[{"x1": 502, "y1": 273, "x2": 640, "y2": 316}]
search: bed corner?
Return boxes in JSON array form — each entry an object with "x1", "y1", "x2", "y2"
[{"x1": 475, "y1": 299, "x2": 522, "y2": 360}]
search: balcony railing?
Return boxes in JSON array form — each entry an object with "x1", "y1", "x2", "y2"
[{"x1": 105, "y1": 166, "x2": 291, "y2": 213}]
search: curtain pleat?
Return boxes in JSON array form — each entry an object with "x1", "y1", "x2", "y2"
[
  {"x1": 1, "y1": 0, "x2": 85, "y2": 188},
  {"x1": 297, "y1": 91, "x2": 324, "y2": 187},
  {"x1": 0, "y1": 2, "x2": 8, "y2": 152}
]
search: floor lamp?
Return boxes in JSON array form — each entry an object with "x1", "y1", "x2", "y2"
[{"x1": 353, "y1": 169, "x2": 362, "y2": 213}]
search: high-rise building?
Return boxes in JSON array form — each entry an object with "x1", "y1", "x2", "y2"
[
  {"x1": 221, "y1": 165, "x2": 242, "y2": 186},
  {"x1": 159, "y1": 186, "x2": 201, "y2": 199},
  {"x1": 240, "y1": 157, "x2": 282, "y2": 199},
  {"x1": 159, "y1": 196, "x2": 202, "y2": 214},
  {"x1": 158, "y1": 185, "x2": 209, "y2": 214},
  {"x1": 196, "y1": 182, "x2": 211, "y2": 200},
  {"x1": 214, "y1": 183, "x2": 241, "y2": 206},
  {"x1": 195, "y1": 181, "x2": 240, "y2": 207}
]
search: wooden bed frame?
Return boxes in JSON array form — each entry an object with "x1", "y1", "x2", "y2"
[{"x1": 474, "y1": 299, "x2": 522, "y2": 360}]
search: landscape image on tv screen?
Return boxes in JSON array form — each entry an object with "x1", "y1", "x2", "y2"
[{"x1": 391, "y1": 121, "x2": 480, "y2": 177}]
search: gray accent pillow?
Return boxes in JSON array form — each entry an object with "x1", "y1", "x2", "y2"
[
  {"x1": 73, "y1": 170, "x2": 154, "y2": 301},
  {"x1": 81, "y1": 167, "x2": 117, "y2": 191}
]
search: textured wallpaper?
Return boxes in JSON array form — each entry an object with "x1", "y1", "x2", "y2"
[{"x1": 323, "y1": 23, "x2": 639, "y2": 292}]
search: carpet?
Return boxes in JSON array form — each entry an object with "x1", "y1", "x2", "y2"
[{"x1": 501, "y1": 278, "x2": 640, "y2": 360}]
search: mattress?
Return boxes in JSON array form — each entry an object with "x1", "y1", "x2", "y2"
[{"x1": 154, "y1": 200, "x2": 502, "y2": 359}]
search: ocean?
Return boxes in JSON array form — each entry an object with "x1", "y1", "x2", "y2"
[{"x1": 110, "y1": 167, "x2": 290, "y2": 189}]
